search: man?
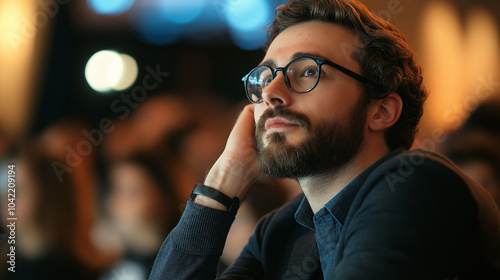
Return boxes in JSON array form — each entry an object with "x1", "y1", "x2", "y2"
[{"x1": 150, "y1": 0, "x2": 500, "y2": 279}]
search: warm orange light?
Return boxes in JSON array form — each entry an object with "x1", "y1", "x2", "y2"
[
  {"x1": 464, "y1": 8, "x2": 500, "y2": 90},
  {"x1": 0, "y1": 0, "x2": 41, "y2": 138},
  {"x1": 419, "y1": 1, "x2": 465, "y2": 136}
]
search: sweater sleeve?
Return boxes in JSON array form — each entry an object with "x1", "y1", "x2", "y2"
[{"x1": 149, "y1": 201, "x2": 235, "y2": 280}]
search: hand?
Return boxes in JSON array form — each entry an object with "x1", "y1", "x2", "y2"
[{"x1": 202, "y1": 105, "x2": 268, "y2": 204}]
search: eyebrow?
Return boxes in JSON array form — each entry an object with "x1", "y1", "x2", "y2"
[{"x1": 259, "y1": 52, "x2": 333, "y2": 68}]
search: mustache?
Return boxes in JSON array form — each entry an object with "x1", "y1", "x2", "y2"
[{"x1": 256, "y1": 107, "x2": 311, "y2": 133}]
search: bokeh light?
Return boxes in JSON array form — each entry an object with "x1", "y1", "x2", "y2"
[
  {"x1": 158, "y1": 0, "x2": 207, "y2": 24},
  {"x1": 125, "y1": 0, "x2": 286, "y2": 48},
  {"x1": 221, "y1": 0, "x2": 271, "y2": 50},
  {"x1": 229, "y1": 27, "x2": 268, "y2": 50},
  {"x1": 222, "y1": 0, "x2": 271, "y2": 32},
  {"x1": 114, "y1": 54, "x2": 139, "y2": 91},
  {"x1": 85, "y1": 50, "x2": 122, "y2": 92},
  {"x1": 87, "y1": 0, "x2": 135, "y2": 15},
  {"x1": 128, "y1": 5, "x2": 182, "y2": 45},
  {"x1": 85, "y1": 50, "x2": 138, "y2": 93}
]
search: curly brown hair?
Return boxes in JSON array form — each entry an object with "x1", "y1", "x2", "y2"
[{"x1": 266, "y1": 0, "x2": 428, "y2": 149}]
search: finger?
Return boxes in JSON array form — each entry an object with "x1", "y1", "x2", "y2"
[
  {"x1": 231, "y1": 104, "x2": 255, "y2": 137},
  {"x1": 226, "y1": 104, "x2": 256, "y2": 149}
]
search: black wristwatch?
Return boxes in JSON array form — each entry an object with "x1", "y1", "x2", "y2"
[{"x1": 189, "y1": 184, "x2": 240, "y2": 216}]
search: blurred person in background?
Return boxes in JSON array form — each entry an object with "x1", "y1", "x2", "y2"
[
  {"x1": 128, "y1": 93, "x2": 193, "y2": 155},
  {"x1": 100, "y1": 154, "x2": 181, "y2": 280},
  {"x1": 34, "y1": 119, "x2": 118, "y2": 271},
  {"x1": 0, "y1": 119, "x2": 119, "y2": 279},
  {"x1": 442, "y1": 131, "x2": 500, "y2": 209},
  {"x1": 102, "y1": 93, "x2": 194, "y2": 161},
  {"x1": 460, "y1": 99, "x2": 500, "y2": 135},
  {"x1": 1, "y1": 137, "x2": 105, "y2": 279},
  {"x1": 101, "y1": 118, "x2": 137, "y2": 162},
  {"x1": 102, "y1": 93, "x2": 198, "y2": 203},
  {"x1": 441, "y1": 99, "x2": 500, "y2": 209}
]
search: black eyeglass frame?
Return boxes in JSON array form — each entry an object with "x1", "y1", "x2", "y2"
[{"x1": 242, "y1": 56, "x2": 379, "y2": 104}]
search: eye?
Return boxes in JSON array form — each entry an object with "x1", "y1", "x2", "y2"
[
  {"x1": 301, "y1": 67, "x2": 319, "y2": 77},
  {"x1": 260, "y1": 75, "x2": 273, "y2": 88}
]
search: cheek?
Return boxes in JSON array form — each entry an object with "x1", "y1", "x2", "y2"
[{"x1": 298, "y1": 86, "x2": 362, "y2": 125}]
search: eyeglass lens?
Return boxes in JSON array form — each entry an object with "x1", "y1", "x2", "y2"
[{"x1": 246, "y1": 58, "x2": 320, "y2": 103}]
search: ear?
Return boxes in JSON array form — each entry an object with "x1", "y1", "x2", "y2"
[{"x1": 367, "y1": 92, "x2": 403, "y2": 132}]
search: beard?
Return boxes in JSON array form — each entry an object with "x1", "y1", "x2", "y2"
[{"x1": 255, "y1": 97, "x2": 367, "y2": 179}]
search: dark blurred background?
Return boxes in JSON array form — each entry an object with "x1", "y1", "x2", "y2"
[{"x1": 0, "y1": 0, "x2": 499, "y2": 139}]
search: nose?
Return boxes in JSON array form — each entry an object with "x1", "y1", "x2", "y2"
[{"x1": 260, "y1": 71, "x2": 291, "y2": 108}]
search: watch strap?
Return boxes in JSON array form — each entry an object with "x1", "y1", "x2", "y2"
[{"x1": 190, "y1": 184, "x2": 240, "y2": 216}]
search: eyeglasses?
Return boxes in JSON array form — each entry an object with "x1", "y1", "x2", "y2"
[{"x1": 242, "y1": 56, "x2": 377, "y2": 104}]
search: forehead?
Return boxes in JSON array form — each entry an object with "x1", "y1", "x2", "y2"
[{"x1": 263, "y1": 21, "x2": 361, "y2": 70}]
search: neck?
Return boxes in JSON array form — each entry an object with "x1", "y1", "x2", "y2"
[{"x1": 298, "y1": 142, "x2": 390, "y2": 214}]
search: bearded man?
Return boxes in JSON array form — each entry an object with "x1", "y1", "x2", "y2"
[{"x1": 150, "y1": 0, "x2": 500, "y2": 279}]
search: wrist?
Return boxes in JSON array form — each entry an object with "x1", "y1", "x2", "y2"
[
  {"x1": 190, "y1": 184, "x2": 240, "y2": 215},
  {"x1": 204, "y1": 156, "x2": 255, "y2": 199},
  {"x1": 192, "y1": 195, "x2": 228, "y2": 212}
]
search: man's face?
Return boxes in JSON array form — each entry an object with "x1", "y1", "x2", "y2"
[{"x1": 253, "y1": 21, "x2": 368, "y2": 179}]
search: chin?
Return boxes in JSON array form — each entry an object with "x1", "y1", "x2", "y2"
[{"x1": 263, "y1": 131, "x2": 305, "y2": 148}]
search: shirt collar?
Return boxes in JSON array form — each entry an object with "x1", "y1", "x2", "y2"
[{"x1": 294, "y1": 148, "x2": 405, "y2": 230}]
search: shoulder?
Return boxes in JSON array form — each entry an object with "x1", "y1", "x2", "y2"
[
  {"x1": 332, "y1": 149, "x2": 500, "y2": 279},
  {"x1": 365, "y1": 149, "x2": 472, "y2": 194},
  {"x1": 344, "y1": 149, "x2": 490, "y2": 236},
  {"x1": 341, "y1": 149, "x2": 500, "y2": 276},
  {"x1": 377, "y1": 149, "x2": 462, "y2": 178},
  {"x1": 346, "y1": 149, "x2": 481, "y2": 229}
]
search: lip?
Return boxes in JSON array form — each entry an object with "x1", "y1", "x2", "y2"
[{"x1": 265, "y1": 117, "x2": 299, "y2": 131}]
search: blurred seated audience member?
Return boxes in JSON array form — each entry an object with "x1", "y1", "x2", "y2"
[
  {"x1": 129, "y1": 93, "x2": 194, "y2": 155},
  {"x1": 101, "y1": 118, "x2": 137, "y2": 161},
  {"x1": 1, "y1": 142, "x2": 102, "y2": 279},
  {"x1": 102, "y1": 92, "x2": 197, "y2": 202},
  {"x1": 100, "y1": 155, "x2": 181, "y2": 280},
  {"x1": 441, "y1": 99, "x2": 500, "y2": 209},
  {"x1": 35, "y1": 119, "x2": 118, "y2": 270},
  {"x1": 102, "y1": 93, "x2": 193, "y2": 162},
  {"x1": 442, "y1": 131, "x2": 500, "y2": 208},
  {"x1": 219, "y1": 181, "x2": 289, "y2": 272},
  {"x1": 460, "y1": 99, "x2": 500, "y2": 136}
]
